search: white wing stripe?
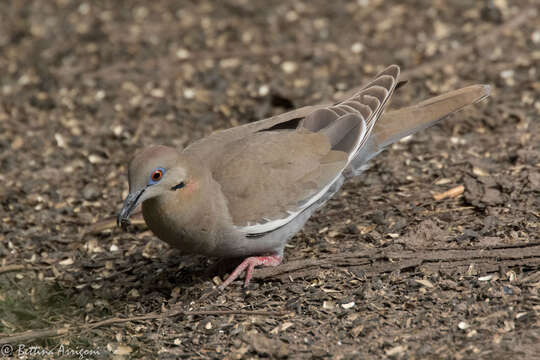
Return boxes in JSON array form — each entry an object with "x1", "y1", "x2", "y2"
[{"x1": 236, "y1": 171, "x2": 343, "y2": 234}]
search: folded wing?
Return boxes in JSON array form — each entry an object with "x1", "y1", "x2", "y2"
[{"x1": 209, "y1": 66, "x2": 399, "y2": 234}]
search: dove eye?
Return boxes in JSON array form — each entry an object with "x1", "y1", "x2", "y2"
[{"x1": 149, "y1": 168, "x2": 165, "y2": 184}]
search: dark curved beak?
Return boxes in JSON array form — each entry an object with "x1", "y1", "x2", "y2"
[{"x1": 117, "y1": 188, "x2": 145, "y2": 230}]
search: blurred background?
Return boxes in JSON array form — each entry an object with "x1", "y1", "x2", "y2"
[{"x1": 1, "y1": 0, "x2": 538, "y2": 358}]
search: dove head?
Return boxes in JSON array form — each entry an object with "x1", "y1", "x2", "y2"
[{"x1": 117, "y1": 145, "x2": 194, "y2": 228}]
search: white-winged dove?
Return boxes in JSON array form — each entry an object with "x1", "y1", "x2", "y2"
[{"x1": 118, "y1": 65, "x2": 490, "y2": 288}]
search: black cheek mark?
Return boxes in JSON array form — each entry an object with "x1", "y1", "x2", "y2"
[{"x1": 171, "y1": 182, "x2": 185, "y2": 191}]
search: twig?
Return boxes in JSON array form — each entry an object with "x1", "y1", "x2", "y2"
[
  {"x1": 85, "y1": 309, "x2": 286, "y2": 330},
  {"x1": 254, "y1": 242, "x2": 540, "y2": 280},
  {"x1": 0, "y1": 264, "x2": 37, "y2": 275},
  {"x1": 0, "y1": 328, "x2": 71, "y2": 344},
  {"x1": 420, "y1": 206, "x2": 474, "y2": 215},
  {"x1": 433, "y1": 185, "x2": 465, "y2": 201},
  {"x1": 0, "y1": 309, "x2": 287, "y2": 344}
]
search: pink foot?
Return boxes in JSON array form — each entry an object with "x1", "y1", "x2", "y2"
[{"x1": 219, "y1": 255, "x2": 283, "y2": 289}]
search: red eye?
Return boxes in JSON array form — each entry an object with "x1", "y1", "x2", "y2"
[{"x1": 151, "y1": 169, "x2": 163, "y2": 181}]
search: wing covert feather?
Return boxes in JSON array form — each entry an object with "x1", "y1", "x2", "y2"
[{"x1": 210, "y1": 131, "x2": 347, "y2": 228}]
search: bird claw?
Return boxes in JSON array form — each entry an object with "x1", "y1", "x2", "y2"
[{"x1": 218, "y1": 255, "x2": 283, "y2": 290}]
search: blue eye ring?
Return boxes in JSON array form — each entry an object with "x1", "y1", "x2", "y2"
[{"x1": 149, "y1": 167, "x2": 165, "y2": 185}]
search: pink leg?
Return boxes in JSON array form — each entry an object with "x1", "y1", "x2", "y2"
[{"x1": 219, "y1": 255, "x2": 283, "y2": 289}]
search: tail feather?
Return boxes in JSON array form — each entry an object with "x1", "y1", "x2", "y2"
[
  {"x1": 345, "y1": 84, "x2": 491, "y2": 177},
  {"x1": 374, "y1": 85, "x2": 491, "y2": 148}
]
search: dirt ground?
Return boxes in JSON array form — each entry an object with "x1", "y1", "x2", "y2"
[{"x1": 1, "y1": 0, "x2": 539, "y2": 359}]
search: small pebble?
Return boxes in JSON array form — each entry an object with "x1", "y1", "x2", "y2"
[
  {"x1": 82, "y1": 183, "x2": 100, "y2": 201},
  {"x1": 341, "y1": 302, "x2": 355, "y2": 309},
  {"x1": 500, "y1": 69, "x2": 514, "y2": 79},
  {"x1": 88, "y1": 154, "x2": 104, "y2": 164},
  {"x1": 175, "y1": 48, "x2": 190, "y2": 59},
  {"x1": 281, "y1": 61, "x2": 298, "y2": 74},
  {"x1": 55, "y1": 133, "x2": 67, "y2": 148},
  {"x1": 532, "y1": 31, "x2": 540, "y2": 44},
  {"x1": 351, "y1": 42, "x2": 364, "y2": 54},
  {"x1": 183, "y1": 88, "x2": 195, "y2": 99},
  {"x1": 150, "y1": 88, "x2": 165, "y2": 98},
  {"x1": 258, "y1": 85, "x2": 269, "y2": 97},
  {"x1": 112, "y1": 125, "x2": 123, "y2": 137}
]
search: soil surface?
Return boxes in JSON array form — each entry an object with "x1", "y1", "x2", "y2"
[{"x1": 1, "y1": 0, "x2": 539, "y2": 359}]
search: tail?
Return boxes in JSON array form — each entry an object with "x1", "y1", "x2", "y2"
[
  {"x1": 374, "y1": 85, "x2": 491, "y2": 147},
  {"x1": 346, "y1": 84, "x2": 491, "y2": 176}
]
